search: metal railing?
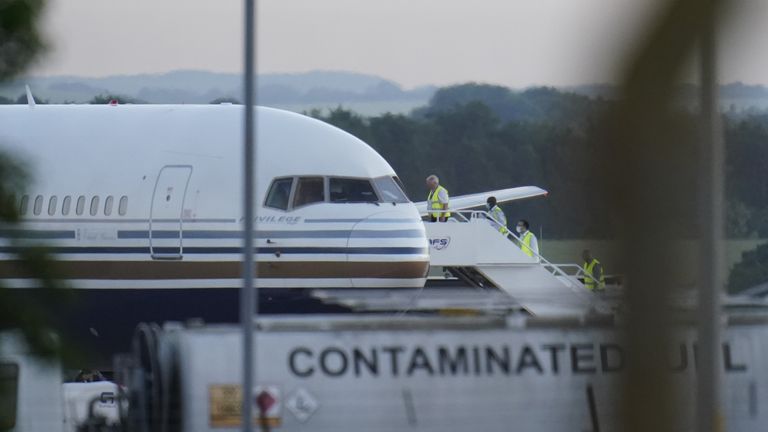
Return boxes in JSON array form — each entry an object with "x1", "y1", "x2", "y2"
[{"x1": 426, "y1": 209, "x2": 592, "y2": 289}]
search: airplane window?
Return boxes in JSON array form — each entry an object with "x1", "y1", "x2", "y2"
[
  {"x1": 118, "y1": 196, "x2": 128, "y2": 216},
  {"x1": 33, "y1": 195, "x2": 43, "y2": 216},
  {"x1": 0, "y1": 362, "x2": 19, "y2": 430},
  {"x1": 293, "y1": 177, "x2": 325, "y2": 208},
  {"x1": 265, "y1": 178, "x2": 293, "y2": 211},
  {"x1": 19, "y1": 195, "x2": 28, "y2": 216},
  {"x1": 393, "y1": 176, "x2": 410, "y2": 199},
  {"x1": 76, "y1": 196, "x2": 85, "y2": 216},
  {"x1": 62, "y1": 196, "x2": 71, "y2": 216},
  {"x1": 329, "y1": 178, "x2": 378, "y2": 203},
  {"x1": 104, "y1": 195, "x2": 114, "y2": 216},
  {"x1": 373, "y1": 176, "x2": 410, "y2": 203},
  {"x1": 90, "y1": 196, "x2": 100, "y2": 216},
  {"x1": 47, "y1": 196, "x2": 57, "y2": 216}
]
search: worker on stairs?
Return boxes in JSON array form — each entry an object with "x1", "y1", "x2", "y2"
[
  {"x1": 426, "y1": 174, "x2": 450, "y2": 222},
  {"x1": 582, "y1": 249, "x2": 606, "y2": 291},
  {"x1": 486, "y1": 196, "x2": 508, "y2": 234},
  {"x1": 515, "y1": 219, "x2": 539, "y2": 261}
]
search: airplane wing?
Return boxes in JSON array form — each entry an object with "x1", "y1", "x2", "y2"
[{"x1": 414, "y1": 186, "x2": 548, "y2": 216}]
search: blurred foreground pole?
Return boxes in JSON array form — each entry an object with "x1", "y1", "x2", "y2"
[
  {"x1": 696, "y1": 4, "x2": 724, "y2": 431},
  {"x1": 241, "y1": 0, "x2": 256, "y2": 431},
  {"x1": 600, "y1": 0, "x2": 725, "y2": 431}
]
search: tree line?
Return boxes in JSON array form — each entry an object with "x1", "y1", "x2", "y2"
[
  {"x1": 0, "y1": 93, "x2": 146, "y2": 104},
  {"x1": 309, "y1": 84, "x2": 768, "y2": 243}
]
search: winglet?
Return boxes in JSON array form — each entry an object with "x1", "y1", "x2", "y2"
[{"x1": 25, "y1": 85, "x2": 36, "y2": 107}]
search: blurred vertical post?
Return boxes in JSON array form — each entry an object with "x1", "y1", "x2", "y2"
[
  {"x1": 598, "y1": 0, "x2": 726, "y2": 430},
  {"x1": 697, "y1": 2, "x2": 724, "y2": 430},
  {"x1": 241, "y1": 0, "x2": 256, "y2": 431}
]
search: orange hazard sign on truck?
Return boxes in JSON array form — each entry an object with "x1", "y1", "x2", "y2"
[{"x1": 209, "y1": 384, "x2": 281, "y2": 428}]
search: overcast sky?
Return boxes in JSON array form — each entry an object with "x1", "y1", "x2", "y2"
[{"x1": 30, "y1": 0, "x2": 768, "y2": 88}]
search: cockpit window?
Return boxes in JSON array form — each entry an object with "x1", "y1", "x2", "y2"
[
  {"x1": 293, "y1": 177, "x2": 325, "y2": 208},
  {"x1": 330, "y1": 178, "x2": 379, "y2": 203},
  {"x1": 265, "y1": 177, "x2": 294, "y2": 211},
  {"x1": 373, "y1": 176, "x2": 410, "y2": 203},
  {"x1": 393, "y1": 176, "x2": 409, "y2": 197}
]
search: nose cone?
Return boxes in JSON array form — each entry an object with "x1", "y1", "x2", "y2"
[{"x1": 347, "y1": 206, "x2": 429, "y2": 288}]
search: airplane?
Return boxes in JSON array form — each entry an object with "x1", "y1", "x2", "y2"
[{"x1": 0, "y1": 101, "x2": 547, "y2": 364}]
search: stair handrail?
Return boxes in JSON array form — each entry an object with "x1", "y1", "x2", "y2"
[{"x1": 429, "y1": 209, "x2": 590, "y2": 290}]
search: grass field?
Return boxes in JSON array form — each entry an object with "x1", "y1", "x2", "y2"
[{"x1": 540, "y1": 239, "x2": 768, "y2": 284}]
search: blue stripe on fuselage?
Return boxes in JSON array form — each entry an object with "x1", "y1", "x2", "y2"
[
  {"x1": 0, "y1": 229, "x2": 76, "y2": 239},
  {"x1": 117, "y1": 229, "x2": 423, "y2": 239},
  {"x1": 303, "y1": 218, "x2": 421, "y2": 223},
  {"x1": 0, "y1": 246, "x2": 428, "y2": 255}
]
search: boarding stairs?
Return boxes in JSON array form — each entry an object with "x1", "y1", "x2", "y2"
[{"x1": 425, "y1": 210, "x2": 610, "y2": 316}]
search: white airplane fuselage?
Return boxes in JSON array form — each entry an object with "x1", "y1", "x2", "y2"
[
  {"x1": 0, "y1": 104, "x2": 429, "y2": 289},
  {"x1": 0, "y1": 104, "x2": 429, "y2": 361}
]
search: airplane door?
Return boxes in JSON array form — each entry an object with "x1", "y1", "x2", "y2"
[{"x1": 150, "y1": 165, "x2": 192, "y2": 260}]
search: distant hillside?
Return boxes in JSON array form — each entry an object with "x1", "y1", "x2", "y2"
[
  {"x1": 567, "y1": 82, "x2": 768, "y2": 111},
  {"x1": 4, "y1": 70, "x2": 768, "y2": 116},
  {"x1": 0, "y1": 70, "x2": 436, "y2": 115}
]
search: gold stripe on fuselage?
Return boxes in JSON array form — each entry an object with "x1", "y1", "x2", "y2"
[{"x1": 0, "y1": 260, "x2": 429, "y2": 280}]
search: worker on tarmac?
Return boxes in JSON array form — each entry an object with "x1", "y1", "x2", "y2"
[
  {"x1": 486, "y1": 196, "x2": 508, "y2": 234},
  {"x1": 582, "y1": 249, "x2": 606, "y2": 291},
  {"x1": 515, "y1": 219, "x2": 539, "y2": 259},
  {"x1": 426, "y1": 174, "x2": 450, "y2": 222}
]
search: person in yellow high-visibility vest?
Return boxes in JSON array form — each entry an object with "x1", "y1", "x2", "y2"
[
  {"x1": 486, "y1": 196, "x2": 508, "y2": 234},
  {"x1": 515, "y1": 219, "x2": 539, "y2": 259},
  {"x1": 426, "y1": 174, "x2": 450, "y2": 222},
  {"x1": 582, "y1": 249, "x2": 606, "y2": 291}
]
